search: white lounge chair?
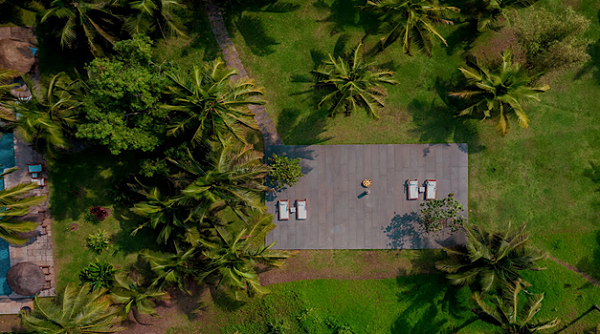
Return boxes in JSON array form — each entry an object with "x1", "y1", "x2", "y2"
[
  {"x1": 278, "y1": 200, "x2": 289, "y2": 220},
  {"x1": 426, "y1": 179, "x2": 437, "y2": 200},
  {"x1": 408, "y1": 179, "x2": 418, "y2": 200},
  {"x1": 297, "y1": 199, "x2": 307, "y2": 220}
]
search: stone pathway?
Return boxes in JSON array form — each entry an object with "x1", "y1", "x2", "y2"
[{"x1": 204, "y1": 0, "x2": 283, "y2": 147}]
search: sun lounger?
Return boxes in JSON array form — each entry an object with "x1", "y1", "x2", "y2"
[
  {"x1": 426, "y1": 179, "x2": 437, "y2": 200},
  {"x1": 278, "y1": 200, "x2": 289, "y2": 220},
  {"x1": 33, "y1": 178, "x2": 46, "y2": 187},
  {"x1": 297, "y1": 199, "x2": 307, "y2": 220},
  {"x1": 27, "y1": 164, "x2": 43, "y2": 173},
  {"x1": 408, "y1": 179, "x2": 418, "y2": 200}
]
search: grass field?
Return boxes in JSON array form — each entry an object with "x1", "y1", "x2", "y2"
[
  {"x1": 37, "y1": 0, "x2": 600, "y2": 332},
  {"x1": 226, "y1": 0, "x2": 600, "y2": 275}
]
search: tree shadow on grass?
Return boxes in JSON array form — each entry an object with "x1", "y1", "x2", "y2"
[
  {"x1": 111, "y1": 207, "x2": 160, "y2": 256},
  {"x1": 175, "y1": 0, "x2": 221, "y2": 62},
  {"x1": 444, "y1": 21, "x2": 480, "y2": 56},
  {"x1": 313, "y1": 0, "x2": 381, "y2": 37},
  {"x1": 277, "y1": 107, "x2": 332, "y2": 145},
  {"x1": 574, "y1": 10, "x2": 600, "y2": 84},
  {"x1": 392, "y1": 275, "x2": 475, "y2": 333},
  {"x1": 576, "y1": 229, "x2": 600, "y2": 282},
  {"x1": 235, "y1": 15, "x2": 279, "y2": 56}
]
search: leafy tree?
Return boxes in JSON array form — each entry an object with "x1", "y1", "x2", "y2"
[
  {"x1": 140, "y1": 244, "x2": 198, "y2": 293},
  {"x1": 311, "y1": 43, "x2": 399, "y2": 120},
  {"x1": 449, "y1": 49, "x2": 549, "y2": 135},
  {"x1": 0, "y1": 168, "x2": 45, "y2": 245},
  {"x1": 436, "y1": 222, "x2": 547, "y2": 292},
  {"x1": 20, "y1": 283, "x2": 124, "y2": 333},
  {"x1": 198, "y1": 214, "x2": 295, "y2": 299},
  {"x1": 164, "y1": 59, "x2": 264, "y2": 146},
  {"x1": 41, "y1": 0, "x2": 120, "y2": 57},
  {"x1": 471, "y1": 280, "x2": 560, "y2": 333},
  {"x1": 469, "y1": 0, "x2": 539, "y2": 31},
  {"x1": 169, "y1": 141, "x2": 271, "y2": 223},
  {"x1": 363, "y1": 0, "x2": 459, "y2": 55},
  {"x1": 80, "y1": 260, "x2": 119, "y2": 290},
  {"x1": 418, "y1": 193, "x2": 466, "y2": 233},
  {"x1": 268, "y1": 154, "x2": 303, "y2": 190},
  {"x1": 120, "y1": 0, "x2": 187, "y2": 38},
  {"x1": 76, "y1": 35, "x2": 169, "y2": 154},
  {"x1": 513, "y1": 7, "x2": 592, "y2": 70},
  {"x1": 111, "y1": 271, "x2": 166, "y2": 318},
  {"x1": 0, "y1": 73, "x2": 83, "y2": 157},
  {"x1": 131, "y1": 186, "x2": 200, "y2": 246}
]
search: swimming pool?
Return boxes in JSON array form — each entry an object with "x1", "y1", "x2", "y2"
[{"x1": 0, "y1": 132, "x2": 16, "y2": 295}]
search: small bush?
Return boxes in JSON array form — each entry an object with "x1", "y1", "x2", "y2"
[
  {"x1": 418, "y1": 193, "x2": 467, "y2": 233},
  {"x1": 513, "y1": 7, "x2": 592, "y2": 71},
  {"x1": 268, "y1": 154, "x2": 303, "y2": 190},
  {"x1": 80, "y1": 260, "x2": 119, "y2": 290},
  {"x1": 89, "y1": 206, "x2": 110, "y2": 220},
  {"x1": 86, "y1": 230, "x2": 111, "y2": 254},
  {"x1": 266, "y1": 318, "x2": 292, "y2": 334}
]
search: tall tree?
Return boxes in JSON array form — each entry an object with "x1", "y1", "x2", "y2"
[
  {"x1": 0, "y1": 73, "x2": 83, "y2": 157},
  {"x1": 21, "y1": 283, "x2": 124, "y2": 333},
  {"x1": 131, "y1": 186, "x2": 200, "y2": 246},
  {"x1": 363, "y1": 0, "x2": 459, "y2": 55},
  {"x1": 0, "y1": 168, "x2": 45, "y2": 245},
  {"x1": 311, "y1": 42, "x2": 399, "y2": 120},
  {"x1": 471, "y1": 280, "x2": 560, "y2": 333},
  {"x1": 449, "y1": 49, "x2": 549, "y2": 135},
  {"x1": 139, "y1": 244, "x2": 198, "y2": 293},
  {"x1": 198, "y1": 214, "x2": 295, "y2": 299},
  {"x1": 169, "y1": 141, "x2": 271, "y2": 223},
  {"x1": 436, "y1": 222, "x2": 547, "y2": 293},
  {"x1": 164, "y1": 59, "x2": 264, "y2": 146},
  {"x1": 121, "y1": 0, "x2": 187, "y2": 38},
  {"x1": 111, "y1": 271, "x2": 166, "y2": 319},
  {"x1": 41, "y1": 0, "x2": 120, "y2": 57},
  {"x1": 77, "y1": 35, "x2": 168, "y2": 154}
]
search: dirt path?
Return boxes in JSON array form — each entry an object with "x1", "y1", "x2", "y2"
[{"x1": 204, "y1": 0, "x2": 283, "y2": 147}]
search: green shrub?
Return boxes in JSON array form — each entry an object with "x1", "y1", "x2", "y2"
[
  {"x1": 268, "y1": 154, "x2": 303, "y2": 190},
  {"x1": 79, "y1": 260, "x2": 119, "y2": 290},
  {"x1": 86, "y1": 230, "x2": 111, "y2": 254},
  {"x1": 513, "y1": 7, "x2": 591, "y2": 71},
  {"x1": 266, "y1": 318, "x2": 291, "y2": 334},
  {"x1": 418, "y1": 193, "x2": 466, "y2": 233}
]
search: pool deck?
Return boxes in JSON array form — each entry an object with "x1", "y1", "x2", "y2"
[
  {"x1": 265, "y1": 144, "x2": 468, "y2": 250},
  {"x1": 0, "y1": 132, "x2": 56, "y2": 314}
]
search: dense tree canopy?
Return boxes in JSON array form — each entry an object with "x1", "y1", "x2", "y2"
[{"x1": 76, "y1": 35, "x2": 169, "y2": 154}]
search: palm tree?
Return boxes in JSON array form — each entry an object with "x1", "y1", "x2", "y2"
[
  {"x1": 140, "y1": 244, "x2": 198, "y2": 293},
  {"x1": 111, "y1": 271, "x2": 166, "y2": 318},
  {"x1": 449, "y1": 49, "x2": 549, "y2": 135},
  {"x1": 0, "y1": 72, "x2": 83, "y2": 157},
  {"x1": 20, "y1": 283, "x2": 124, "y2": 333},
  {"x1": 471, "y1": 280, "x2": 560, "y2": 333},
  {"x1": 121, "y1": 0, "x2": 187, "y2": 38},
  {"x1": 169, "y1": 141, "x2": 271, "y2": 223},
  {"x1": 471, "y1": 0, "x2": 538, "y2": 31},
  {"x1": 364, "y1": 0, "x2": 459, "y2": 55},
  {"x1": 41, "y1": 0, "x2": 120, "y2": 56},
  {"x1": 435, "y1": 222, "x2": 547, "y2": 293},
  {"x1": 0, "y1": 168, "x2": 45, "y2": 245},
  {"x1": 130, "y1": 186, "x2": 200, "y2": 246},
  {"x1": 0, "y1": 69, "x2": 17, "y2": 102},
  {"x1": 311, "y1": 43, "x2": 399, "y2": 120},
  {"x1": 198, "y1": 214, "x2": 295, "y2": 299},
  {"x1": 164, "y1": 59, "x2": 265, "y2": 146}
]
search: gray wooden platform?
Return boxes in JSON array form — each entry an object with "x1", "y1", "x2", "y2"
[{"x1": 265, "y1": 144, "x2": 468, "y2": 250}]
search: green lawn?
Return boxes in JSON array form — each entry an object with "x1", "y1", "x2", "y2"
[{"x1": 226, "y1": 0, "x2": 600, "y2": 276}]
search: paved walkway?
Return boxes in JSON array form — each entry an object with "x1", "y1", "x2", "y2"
[{"x1": 204, "y1": 0, "x2": 283, "y2": 147}]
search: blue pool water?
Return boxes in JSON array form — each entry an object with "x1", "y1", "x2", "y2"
[{"x1": 0, "y1": 133, "x2": 16, "y2": 295}]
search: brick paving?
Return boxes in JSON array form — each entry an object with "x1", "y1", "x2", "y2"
[
  {"x1": 0, "y1": 26, "x2": 54, "y2": 314},
  {"x1": 204, "y1": 0, "x2": 284, "y2": 147}
]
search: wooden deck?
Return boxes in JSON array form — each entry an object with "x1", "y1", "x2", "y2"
[{"x1": 265, "y1": 144, "x2": 468, "y2": 250}]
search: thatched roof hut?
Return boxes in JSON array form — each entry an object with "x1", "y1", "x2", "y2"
[{"x1": 7, "y1": 261, "x2": 44, "y2": 296}]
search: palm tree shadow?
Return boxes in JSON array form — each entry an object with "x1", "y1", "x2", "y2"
[
  {"x1": 444, "y1": 21, "x2": 480, "y2": 56},
  {"x1": 313, "y1": 0, "x2": 380, "y2": 37},
  {"x1": 234, "y1": 15, "x2": 279, "y2": 56}
]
